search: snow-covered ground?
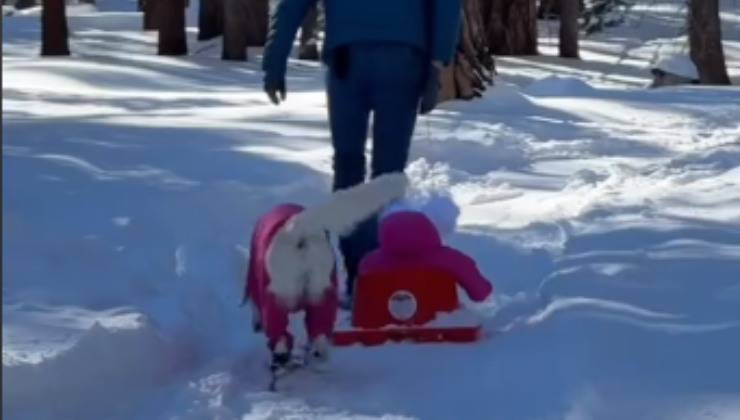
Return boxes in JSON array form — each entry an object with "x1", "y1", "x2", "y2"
[{"x1": 3, "y1": 1, "x2": 740, "y2": 419}]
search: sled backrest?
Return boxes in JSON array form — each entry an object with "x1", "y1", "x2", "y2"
[{"x1": 351, "y1": 267, "x2": 460, "y2": 329}]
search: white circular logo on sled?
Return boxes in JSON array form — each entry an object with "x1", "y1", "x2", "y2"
[{"x1": 388, "y1": 290, "x2": 417, "y2": 321}]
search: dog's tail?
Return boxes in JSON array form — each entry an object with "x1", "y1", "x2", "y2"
[{"x1": 294, "y1": 172, "x2": 409, "y2": 237}]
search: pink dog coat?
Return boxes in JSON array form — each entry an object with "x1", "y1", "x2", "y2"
[
  {"x1": 359, "y1": 211, "x2": 493, "y2": 302},
  {"x1": 245, "y1": 204, "x2": 338, "y2": 351}
]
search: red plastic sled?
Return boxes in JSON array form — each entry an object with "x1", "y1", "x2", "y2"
[{"x1": 332, "y1": 267, "x2": 483, "y2": 346}]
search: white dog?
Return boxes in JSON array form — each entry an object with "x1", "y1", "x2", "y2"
[{"x1": 244, "y1": 172, "x2": 408, "y2": 366}]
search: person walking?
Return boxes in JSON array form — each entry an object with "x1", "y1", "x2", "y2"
[{"x1": 262, "y1": 0, "x2": 462, "y2": 304}]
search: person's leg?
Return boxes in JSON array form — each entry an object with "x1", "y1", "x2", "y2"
[
  {"x1": 337, "y1": 44, "x2": 425, "y2": 298},
  {"x1": 370, "y1": 44, "x2": 425, "y2": 178},
  {"x1": 326, "y1": 46, "x2": 372, "y2": 299},
  {"x1": 333, "y1": 45, "x2": 425, "y2": 297},
  {"x1": 336, "y1": 45, "x2": 424, "y2": 298}
]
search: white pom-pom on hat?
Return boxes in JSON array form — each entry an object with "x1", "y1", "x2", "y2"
[{"x1": 381, "y1": 194, "x2": 460, "y2": 239}]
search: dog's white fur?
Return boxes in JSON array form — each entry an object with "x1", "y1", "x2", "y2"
[{"x1": 265, "y1": 173, "x2": 408, "y2": 307}]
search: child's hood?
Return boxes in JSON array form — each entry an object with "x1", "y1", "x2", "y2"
[{"x1": 379, "y1": 211, "x2": 442, "y2": 256}]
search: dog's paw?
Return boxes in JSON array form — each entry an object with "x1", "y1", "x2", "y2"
[
  {"x1": 270, "y1": 338, "x2": 292, "y2": 369},
  {"x1": 308, "y1": 334, "x2": 330, "y2": 364}
]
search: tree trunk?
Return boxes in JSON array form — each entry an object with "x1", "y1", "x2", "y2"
[
  {"x1": 143, "y1": 0, "x2": 158, "y2": 30},
  {"x1": 244, "y1": 0, "x2": 268, "y2": 47},
  {"x1": 538, "y1": 0, "x2": 583, "y2": 19},
  {"x1": 298, "y1": 3, "x2": 320, "y2": 60},
  {"x1": 688, "y1": 0, "x2": 731, "y2": 85},
  {"x1": 559, "y1": 0, "x2": 579, "y2": 58},
  {"x1": 222, "y1": 0, "x2": 248, "y2": 60},
  {"x1": 486, "y1": 0, "x2": 537, "y2": 55},
  {"x1": 440, "y1": 0, "x2": 495, "y2": 101},
  {"x1": 16, "y1": 0, "x2": 38, "y2": 9},
  {"x1": 158, "y1": 0, "x2": 187, "y2": 55},
  {"x1": 538, "y1": 0, "x2": 559, "y2": 19},
  {"x1": 41, "y1": 0, "x2": 70, "y2": 56},
  {"x1": 198, "y1": 0, "x2": 223, "y2": 40}
]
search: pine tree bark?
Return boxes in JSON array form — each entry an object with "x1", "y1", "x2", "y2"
[
  {"x1": 158, "y1": 0, "x2": 187, "y2": 55},
  {"x1": 16, "y1": 0, "x2": 37, "y2": 10},
  {"x1": 539, "y1": 0, "x2": 583, "y2": 19},
  {"x1": 298, "y1": 3, "x2": 320, "y2": 60},
  {"x1": 143, "y1": 0, "x2": 158, "y2": 30},
  {"x1": 440, "y1": 0, "x2": 495, "y2": 101},
  {"x1": 41, "y1": 0, "x2": 70, "y2": 56},
  {"x1": 222, "y1": 0, "x2": 248, "y2": 60},
  {"x1": 244, "y1": 0, "x2": 268, "y2": 47},
  {"x1": 198, "y1": 0, "x2": 223, "y2": 40},
  {"x1": 538, "y1": 0, "x2": 559, "y2": 19},
  {"x1": 485, "y1": 0, "x2": 537, "y2": 55},
  {"x1": 559, "y1": 0, "x2": 579, "y2": 58},
  {"x1": 688, "y1": 0, "x2": 731, "y2": 85}
]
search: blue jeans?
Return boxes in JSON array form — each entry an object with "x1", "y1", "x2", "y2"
[{"x1": 326, "y1": 43, "x2": 425, "y2": 297}]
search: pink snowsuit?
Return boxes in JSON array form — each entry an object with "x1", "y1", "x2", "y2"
[
  {"x1": 244, "y1": 204, "x2": 338, "y2": 351},
  {"x1": 359, "y1": 211, "x2": 493, "y2": 302}
]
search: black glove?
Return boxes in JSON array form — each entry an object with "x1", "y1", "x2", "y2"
[
  {"x1": 264, "y1": 71, "x2": 286, "y2": 105},
  {"x1": 419, "y1": 63, "x2": 441, "y2": 115}
]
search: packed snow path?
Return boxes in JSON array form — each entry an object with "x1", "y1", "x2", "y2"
[{"x1": 3, "y1": 2, "x2": 740, "y2": 419}]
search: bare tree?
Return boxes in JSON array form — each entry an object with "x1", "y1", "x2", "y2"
[
  {"x1": 299, "y1": 4, "x2": 320, "y2": 60},
  {"x1": 559, "y1": 0, "x2": 579, "y2": 58},
  {"x1": 41, "y1": 0, "x2": 70, "y2": 56},
  {"x1": 245, "y1": 0, "x2": 268, "y2": 46},
  {"x1": 538, "y1": 0, "x2": 584, "y2": 19},
  {"x1": 143, "y1": 0, "x2": 158, "y2": 30},
  {"x1": 688, "y1": 0, "x2": 731, "y2": 85},
  {"x1": 158, "y1": 0, "x2": 187, "y2": 55},
  {"x1": 484, "y1": 0, "x2": 537, "y2": 55},
  {"x1": 538, "y1": 0, "x2": 560, "y2": 18},
  {"x1": 16, "y1": 0, "x2": 37, "y2": 10},
  {"x1": 222, "y1": 0, "x2": 248, "y2": 59},
  {"x1": 222, "y1": 0, "x2": 268, "y2": 60},
  {"x1": 198, "y1": 0, "x2": 223, "y2": 40}
]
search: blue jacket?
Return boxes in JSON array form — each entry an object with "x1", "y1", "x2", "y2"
[{"x1": 263, "y1": 0, "x2": 462, "y2": 78}]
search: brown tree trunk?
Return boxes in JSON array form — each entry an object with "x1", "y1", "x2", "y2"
[
  {"x1": 539, "y1": 0, "x2": 583, "y2": 19},
  {"x1": 198, "y1": 0, "x2": 223, "y2": 40},
  {"x1": 485, "y1": 0, "x2": 537, "y2": 55},
  {"x1": 559, "y1": 0, "x2": 579, "y2": 58},
  {"x1": 440, "y1": 0, "x2": 495, "y2": 101},
  {"x1": 143, "y1": 0, "x2": 158, "y2": 30},
  {"x1": 244, "y1": 0, "x2": 268, "y2": 47},
  {"x1": 15, "y1": 0, "x2": 37, "y2": 10},
  {"x1": 222, "y1": 0, "x2": 247, "y2": 60},
  {"x1": 41, "y1": 0, "x2": 70, "y2": 56},
  {"x1": 538, "y1": 0, "x2": 559, "y2": 19},
  {"x1": 688, "y1": 0, "x2": 731, "y2": 85},
  {"x1": 298, "y1": 3, "x2": 320, "y2": 60},
  {"x1": 158, "y1": 0, "x2": 187, "y2": 55}
]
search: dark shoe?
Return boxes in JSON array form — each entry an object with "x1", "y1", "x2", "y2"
[{"x1": 306, "y1": 335, "x2": 330, "y2": 371}]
